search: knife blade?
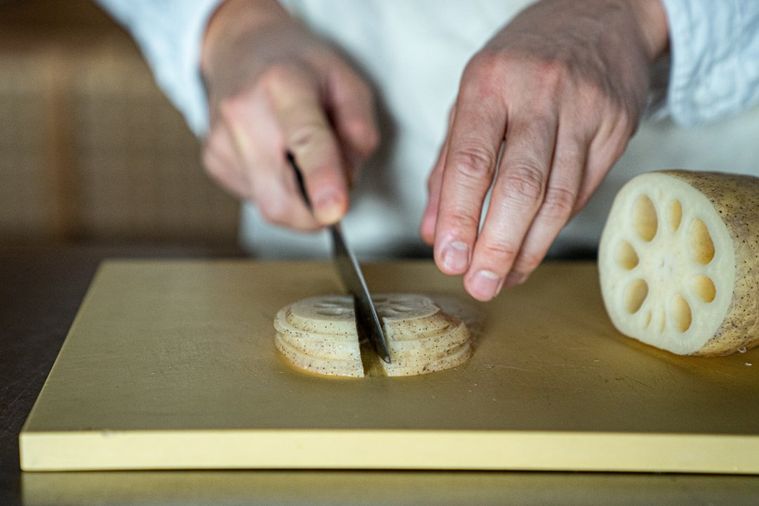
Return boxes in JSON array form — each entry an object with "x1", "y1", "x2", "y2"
[{"x1": 286, "y1": 152, "x2": 391, "y2": 363}]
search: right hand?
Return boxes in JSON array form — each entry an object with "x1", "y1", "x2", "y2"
[{"x1": 201, "y1": 0, "x2": 379, "y2": 230}]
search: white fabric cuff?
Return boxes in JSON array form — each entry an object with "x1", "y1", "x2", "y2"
[
  {"x1": 96, "y1": 0, "x2": 223, "y2": 136},
  {"x1": 660, "y1": 0, "x2": 759, "y2": 126}
]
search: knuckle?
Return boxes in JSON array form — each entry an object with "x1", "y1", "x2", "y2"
[
  {"x1": 461, "y1": 52, "x2": 508, "y2": 99},
  {"x1": 449, "y1": 145, "x2": 496, "y2": 182},
  {"x1": 217, "y1": 94, "x2": 258, "y2": 129},
  {"x1": 540, "y1": 185, "x2": 576, "y2": 219},
  {"x1": 288, "y1": 123, "x2": 330, "y2": 150},
  {"x1": 259, "y1": 63, "x2": 300, "y2": 91},
  {"x1": 466, "y1": 49, "x2": 502, "y2": 77},
  {"x1": 535, "y1": 59, "x2": 568, "y2": 86},
  {"x1": 501, "y1": 163, "x2": 546, "y2": 206},
  {"x1": 444, "y1": 208, "x2": 480, "y2": 234},
  {"x1": 217, "y1": 96, "x2": 242, "y2": 125},
  {"x1": 479, "y1": 240, "x2": 519, "y2": 265}
]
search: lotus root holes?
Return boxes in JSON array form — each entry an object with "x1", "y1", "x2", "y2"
[
  {"x1": 689, "y1": 218, "x2": 715, "y2": 265},
  {"x1": 625, "y1": 278, "x2": 648, "y2": 314},
  {"x1": 633, "y1": 195, "x2": 658, "y2": 242}
]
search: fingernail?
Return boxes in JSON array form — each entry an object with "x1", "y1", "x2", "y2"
[
  {"x1": 315, "y1": 192, "x2": 344, "y2": 224},
  {"x1": 504, "y1": 272, "x2": 527, "y2": 289},
  {"x1": 441, "y1": 241, "x2": 469, "y2": 273},
  {"x1": 470, "y1": 270, "x2": 501, "y2": 301}
]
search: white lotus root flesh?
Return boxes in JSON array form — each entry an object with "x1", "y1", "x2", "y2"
[
  {"x1": 599, "y1": 170, "x2": 759, "y2": 356},
  {"x1": 274, "y1": 293, "x2": 473, "y2": 377}
]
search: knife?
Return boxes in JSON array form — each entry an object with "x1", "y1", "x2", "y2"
[{"x1": 286, "y1": 152, "x2": 391, "y2": 363}]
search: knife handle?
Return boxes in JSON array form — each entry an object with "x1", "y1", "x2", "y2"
[{"x1": 286, "y1": 151, "x2": 313, "y2": 212}]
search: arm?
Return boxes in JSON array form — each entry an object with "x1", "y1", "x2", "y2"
[
  {"x1": 660, "y1": 0, "x2": 759, "y2": 125},
  {"x1": 97, "y1": 0, "x2": 379, "y2": 230}
]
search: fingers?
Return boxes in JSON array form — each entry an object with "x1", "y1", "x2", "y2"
[
  {"x1": 464, "y1": 115, "x2": 557, "y2": 301},
  {"x1": 216, "y1": 83, "x2": 321, "y2": 230},
  {"x1": 420, "y1": 107, "x2": 456, "y2": 245},
  {"x1": 575, "y1": 118, "x2": 633, "y2": 214},
  {"x1": 264, "y1": 66, "x2": 350, "y2": 225},
  {"x1": 506, "y1": 128, "x2": 586, "y2": 287},
  {"x1": 326, "y1": 61, "x2": 380, "y2": 182},
  {"x1": 225, "y1": 118, "x2": 320, "y2": 230},
  {"x1": 202, "y1": 12, "x2": 377, "y2": 233},
  {"x1": 202, "y1": 123, "x2": 251, "y2": 200},
  {"x1": 433, "y1": 81, "x2": 506, "y2": 278},
  {"x1": 424, "y1": 0, "x2": 649, "y2": 299},
  {"x1": 419, "y1": 141, "x2": 446, "y2": 246}
]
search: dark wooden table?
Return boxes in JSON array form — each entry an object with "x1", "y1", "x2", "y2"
[
  {"x1": 0, "y1": 245, "x2": 245, "y2": 505},
  {"x1": 2, "y1": 246, "x2": 759, "y2": 506}
]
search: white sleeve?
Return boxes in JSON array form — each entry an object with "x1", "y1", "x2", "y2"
[
  {"x1": 660, "y1": 0, "x2": 759, "y2": 126},
  {"x1": 95, "y1": 0, "x2": 223, "y2": 136}
]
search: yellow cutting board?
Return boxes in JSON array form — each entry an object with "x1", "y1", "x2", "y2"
[{"x1": 19, "y1": 261, "x2": 759, "y2": 473}]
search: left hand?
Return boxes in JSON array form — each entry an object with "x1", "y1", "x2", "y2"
[{"x1": 420, "y1": 0, "x2": 669, "y2": 301}]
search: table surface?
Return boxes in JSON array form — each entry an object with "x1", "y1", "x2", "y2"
[{"x1": 3, "y1": 246, "x2": 759, "y2": 505}]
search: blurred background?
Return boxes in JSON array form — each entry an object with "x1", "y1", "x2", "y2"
[
  {"x1": 2, "y1": 0, "x2": 756, "y2": 258},
  {"x1": 0, "y1": 0, "x2": 240, "y2": 250}
]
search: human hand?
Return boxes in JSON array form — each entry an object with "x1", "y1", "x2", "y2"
[
  {"x1": 201, "y1": 0, "x2": 378, "y2": 230},
  {"x1": 420, "y1": 0, "x2": 668, "y2": 301}
]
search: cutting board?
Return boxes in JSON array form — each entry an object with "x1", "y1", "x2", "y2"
[{"x1": 19, "y1": 261, "x2": 759, "y2": 472}]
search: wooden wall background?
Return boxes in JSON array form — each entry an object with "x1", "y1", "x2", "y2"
[{"x1": 0, "y1": 0, "x2": 240, "y2": 246}]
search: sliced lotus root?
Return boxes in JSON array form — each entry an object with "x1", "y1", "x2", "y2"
[
  {"x1": 275, "y1": 296, "x2": 363, "y2": 377},
  {"x1": 274, "y1": 293, "x2": 473, "y2": 377},
  {"x1": 599, "y1": 170, "x2": 759, "y2": 356}
]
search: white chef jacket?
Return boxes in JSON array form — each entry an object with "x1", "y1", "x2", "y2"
[{"x1": 97, "y1": 0, "x2": 759, "y2": 259}]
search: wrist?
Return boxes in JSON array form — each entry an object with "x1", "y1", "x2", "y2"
[
  {"x1": 201, "y1": 0, "x2": 290, "y2": 75},
  {"x1": 630, "y1": 0, "x2": 669, "y2": 60}
]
